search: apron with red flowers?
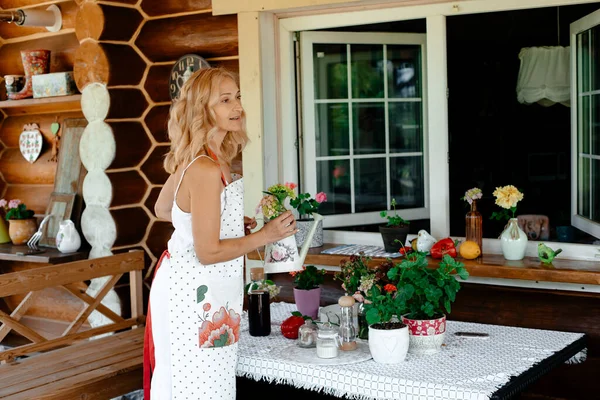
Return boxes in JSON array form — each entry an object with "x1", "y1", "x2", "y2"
[{"x1": 167, "y1": 156, "x2": 245, "y2": 399}]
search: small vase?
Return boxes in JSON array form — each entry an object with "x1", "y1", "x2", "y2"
[
  {"x1": 295, "y1": 218, "x2": 323, "y2": 248},
  {"x1": 500, "y1": 218, "x2": 528, "y2": 260},
  {"x1": 293, "y1": 287, "x2": 321, "y2": 319},
  {"x1": 465, "y1": 199, "x2": 483, "y2": 255},
  {"x1": 0, "y1": 218, "x2": 11, "y2": 244},
  {"x1": 8, "y1": 218, "x2": 37, "y2": 245}
]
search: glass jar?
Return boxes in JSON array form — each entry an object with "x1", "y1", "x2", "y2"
[
  {"x1": 316, "y1": 322, "x2": 340, "y2": 359},
  {"x1": 297, "y1": 320, "x2": 317, "y2": 348}
]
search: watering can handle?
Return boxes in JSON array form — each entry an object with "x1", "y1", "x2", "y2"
[{"x1": 297, "y1": 212, "x2": 324, "y2": 266}]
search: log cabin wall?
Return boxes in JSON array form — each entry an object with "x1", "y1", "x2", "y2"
[{"x1": 1, "y1": 0, "x2": 240, "y2": 284}]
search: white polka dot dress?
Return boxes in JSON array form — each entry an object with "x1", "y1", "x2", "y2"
[{"x1": 151, "y1": 155, "x2": 244, "y2": 400}]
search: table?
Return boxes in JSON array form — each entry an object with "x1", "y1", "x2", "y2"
[{"x1": 236, "y1": 303, "x2": 586, "y2": 400}]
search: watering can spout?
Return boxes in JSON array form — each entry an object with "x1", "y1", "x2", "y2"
[{"x1": 297, "y1": 213, "x2": 324, "y2": 265}]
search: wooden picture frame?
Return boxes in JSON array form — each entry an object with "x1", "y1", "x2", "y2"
[{"x1": 39, "y1": 192, "x2": 76, "y2": 248}]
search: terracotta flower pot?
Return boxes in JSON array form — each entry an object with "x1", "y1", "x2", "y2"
[{"x1": 8, "y1": 218, "x2": 37, "y2": 245}]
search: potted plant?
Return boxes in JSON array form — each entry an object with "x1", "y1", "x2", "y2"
[
  {"x1": 0, "y1": 199, "x2": 36, "y2": 245},
  {"x1": 289, "y1": 184, "x2": 327, "y2": 248},
  {"x1": 290, "y1": 265, "x2": 327, "y2": 319},
  {"x1": 364, "y1": 252, "x2": 469, "y2": 355},
  {"x1": 379, "y1": 198, "x2": 410, "y2": 253}
]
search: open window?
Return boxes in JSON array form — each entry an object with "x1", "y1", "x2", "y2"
[{"x1": 571, "y1": 8, "x2": 600, "y2": 239}]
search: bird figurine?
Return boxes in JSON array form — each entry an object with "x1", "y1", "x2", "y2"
[{"x1": 537, "y1": 243, "x2": 562, "y2": 265}]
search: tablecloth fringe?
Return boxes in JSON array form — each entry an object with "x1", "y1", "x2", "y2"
[
  {"x1": 238, "y1": 371, "x2": 378, "y2": 400},
  {"x1": 565, "y1": 349, "x2": 587, "y2": 364}
]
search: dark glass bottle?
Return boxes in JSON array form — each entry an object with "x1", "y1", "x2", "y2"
[{"x1": 247, "y1": 267, "x2": 271, "y2": 336}]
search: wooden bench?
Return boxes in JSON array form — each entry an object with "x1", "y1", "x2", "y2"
[{"x1": 0, "y1": 250, "x2": 145, "y2": 399}]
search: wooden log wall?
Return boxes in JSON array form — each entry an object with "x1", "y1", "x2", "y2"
[
  {"x1": 0, "y1": 0, "x2": 83, "y2": 215},
  {"x1": 70, "y1": 0, "x2": 241, "y2": 291}
]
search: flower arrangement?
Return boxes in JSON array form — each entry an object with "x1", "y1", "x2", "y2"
[
  {"x1": 256, "y1": 182, "x2": 297, "y2": 220},
  {"x1": 0, "y1": 199, "x2": 34, "y2": 220},
  {"x1": 490, "y1": 185, "x2": 524, "y2": 221},
  {"x1": 289, "y1": 185, "x2": 328, "y2": 220},
  {"x1": 462, "y1": 187, "x2": 482, "y2": 205},
  {"x1": 290, "y1": 265, "x2": 327, "y2": 290},
  {"x1": 334, "y1": 252, "x2": 391, "y2": 303},
  {"x1": 244, "y1": 279, "x2": 281, "y2": 299},
  {"x1": 380, "y1": 198, "x2": 409, "y2": 227},
  {"x1": 363, "y1": 252, "x2": 468, "y2": 325}
]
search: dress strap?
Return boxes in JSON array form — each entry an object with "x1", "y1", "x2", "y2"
[
  {"x1": 173, "y1": 155, "x2": 216, "y2": 199},
  {"x1": 206, "y1": 147, "x2": 228, "y2": 186}
]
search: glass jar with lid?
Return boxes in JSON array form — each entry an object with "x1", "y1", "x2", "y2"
[
  {"x1": 297, "y1": 319, "x2": 317, "y2": 348},
  {"x1": 316, "y1": 322, "x2": 340, "y2": 359}
]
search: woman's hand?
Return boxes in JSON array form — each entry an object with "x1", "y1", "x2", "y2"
[
  {"x1": 261, "y1": 211, "x2": 297, "y2": 243},
  {"x1": 244, "y1": 216, "x2": 257, "y2": 235}
]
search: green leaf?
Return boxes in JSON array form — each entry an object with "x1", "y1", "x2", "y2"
[
  {"x1": 196, "y1": 285, "x2": 208, "y2": 303},
  {"x1": 212, "y1": 332, "x2": 229, "y2": 347}
]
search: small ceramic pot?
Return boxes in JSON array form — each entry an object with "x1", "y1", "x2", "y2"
[
  {"x1": 8, "y1": 218, "x2": 37, "y2": 245},
  {"x1": 4, "y1": 75, "x2": 25, "y2": 97}
]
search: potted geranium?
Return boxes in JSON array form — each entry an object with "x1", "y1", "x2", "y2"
[
  {"x1": 364, "y1": 252, "x2": 468, "y2": 356},
  {"x1": 290, "y1": 265, "x2": 327, "y2": 319},
  {"x1": 379, "y1": 198, "x2": 410, "y2": 253},
  {"x1": 289, "y1": 184, "x2": 327, "y2": 248},
  {"x1": 0, "y1": 199, "x2": 36, "y2": 245}
]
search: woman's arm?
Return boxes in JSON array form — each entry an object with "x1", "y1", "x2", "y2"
[
  {"x1": 155, "y1": 173, "x2": 177, "y2": 222},
  {"x1": 184, "y1": 159, "x2": 296, "y2": 265}
]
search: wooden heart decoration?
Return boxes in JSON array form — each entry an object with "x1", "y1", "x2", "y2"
[{"x1": 19, "y1": 124, "x2": 43, "y2": 164}]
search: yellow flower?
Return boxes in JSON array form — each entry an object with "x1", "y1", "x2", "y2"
[{"x1": 493, "y1": 185, "x2": 523, "y2": 209}]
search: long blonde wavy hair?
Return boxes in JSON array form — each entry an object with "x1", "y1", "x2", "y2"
[{"x1": 163, "y1": 67, "x2": 248, "y2": 174}]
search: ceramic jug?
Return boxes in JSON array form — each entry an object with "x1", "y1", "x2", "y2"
[
  {"x1": 263, "y1": 212, "x2": 324, "y2": 273},
  {"x1": 56, "y1": 219, "x2": 81, "y2": 253}
]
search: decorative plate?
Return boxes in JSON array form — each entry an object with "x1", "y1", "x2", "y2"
[
  {"x1": 271, "y1": 341, "x2": 372, "y2": 366},
  {"x1": 19, "y1": 124, "x2": 43, "y2": 164}
]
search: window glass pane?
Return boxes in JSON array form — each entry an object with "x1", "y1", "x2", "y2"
[
  {"x1": 580, "y1": 95, "x2": 590, "y2": 154},
  {"x1": 316, "y1": 160, "x2": 351, "y2": 215},
  {"x1": 316, "y1": 103, "x2": 349, "y2": 157},
  {"x1": 353, "y1": 103, "x2": 385, "y2": 154},
  {"x1": 593, "y1": 94, "x2": 600, "y2": 156},
  {"x1": 579, "y1": 156, "x2": 590, "y2": 218},
  {"x1": 389, "y1": 102, "x2": 422, "y2": 153},
  {"x1": 577, "y1": 31, "x2": 590, "y2": 93},
  {"x1": 592, "y1": 26, "x2": 599, "y2": 92},
  {"x1": 350, "y1": 44, "x2": 384, "y2": 99},
  {"x1": 387, "y1": 45, "x2": 422, "y2": 98},
  {"x1": 391, "y1": 156, "x2": 424, "y2": 208},
  {"x1": 313, "y1": 43, "x2": 348, "y2": 100},
  {"x1": 354, "y1": 158, "x2": 387, "y2": 212},
  {"x1": 593, "y1": 159, "x2": 600, "y2": 223}
]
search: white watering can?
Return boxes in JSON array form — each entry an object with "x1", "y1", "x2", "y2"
[{"x1": 263, "y1": 212, "x2": 324, "y2": 274}]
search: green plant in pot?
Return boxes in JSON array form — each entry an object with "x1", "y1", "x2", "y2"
[
  {"x1": 365, "y1": 252, "x2": 469, "y2": 355},
  {"x1": 378, "y1": 198, "x2": 410, "y2": 253}
]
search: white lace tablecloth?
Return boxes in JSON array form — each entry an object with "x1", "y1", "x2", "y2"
[{"x1": 236, "y1": 302, "x2": 586, "y2": 400}]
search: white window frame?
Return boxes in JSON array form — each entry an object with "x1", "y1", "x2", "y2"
[
  {"x1": 265, "y1": 0, "x2": 600, "y2": 261},
  {"x1": 299, "y1": 31, "x2": 429, "y2": 228},
  {"x1": 570, "y1": 8, "x2": 600, "y2": 239}
]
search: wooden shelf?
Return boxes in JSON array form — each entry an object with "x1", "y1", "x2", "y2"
[
  {"x1": 248, "y1": 243, "x2": 600, "y2": 286},
  {"x1": 0, "y1": 95, "x2": 82, "y2": 116},
  {"x1": 0, "y1": 243, "x2": 88, "y2": 264}
]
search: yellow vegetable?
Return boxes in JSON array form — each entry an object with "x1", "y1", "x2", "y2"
[{"x1": 459, "y1": 240, "x2": 481, "y2": 259}]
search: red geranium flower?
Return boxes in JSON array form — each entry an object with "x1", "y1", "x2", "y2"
[{"x1": 383, "y1": 284, "x2": 397, "y2": 293}]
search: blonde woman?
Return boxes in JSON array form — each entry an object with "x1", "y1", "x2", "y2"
[{"x1": 145, "y1": 68, "x2": 297, "y2": 399}]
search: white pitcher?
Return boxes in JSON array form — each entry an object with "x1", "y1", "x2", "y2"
[
  {"x1": 56, "y1": 219, "x2": 82, "y2": 253},
  {"x1": 263, "y1": 213, "x2": 324, "y2": 273}
]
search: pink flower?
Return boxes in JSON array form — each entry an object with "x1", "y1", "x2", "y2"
[
  {"x1": 272, "y1": 249, "x2": 284, "y2": 261},
  {"x1": 315, "y1": 192, "x2": 327, "y2": 203},
  {"x1": 333, "y1": 166, "x2": 345, "y2": 179},
  {"x1": 8, "y1": 199, "x2": 21, "y2": 209},
  {"x1": 203, "y1": 303, "x2": 211, "y2": 312},
  {"x1": 0, "y1": 199, "x2": 6, "y2": 208},
  {"x1": 285, "y1": 182, "x2": 297, "y2": 190},
  {"x1": 198, "y1": 306, "x2": 241, "y2": 348}
]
